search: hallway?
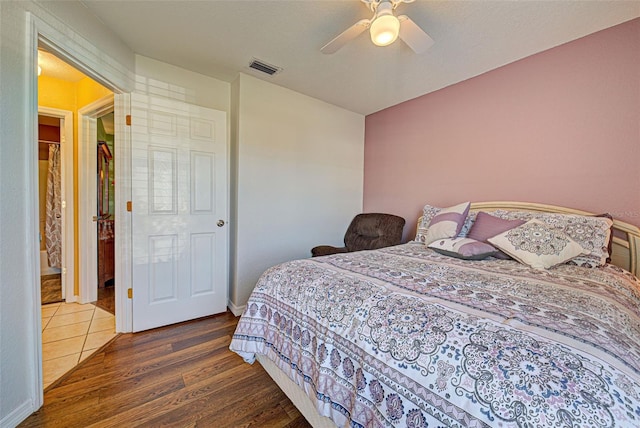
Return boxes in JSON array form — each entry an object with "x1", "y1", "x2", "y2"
[{"x1": 41, "y1": 302, "x2": 116, "y2": 389}]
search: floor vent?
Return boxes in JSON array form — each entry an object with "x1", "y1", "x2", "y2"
[{"x1": 248, "y1": 59, "x2": 282, "y2": 76}]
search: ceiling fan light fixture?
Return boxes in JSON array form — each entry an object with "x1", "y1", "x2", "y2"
[
  {"x1": 370, "y1": 14, "x2": 400, "y2": 46},
  {"x1": 320, "y1": 0, "x2": 434, "y2": 55}
]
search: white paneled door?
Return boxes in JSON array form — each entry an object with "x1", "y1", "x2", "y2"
[{"x1": 131, "y1": 93, "x2": 228, "y2": 332}]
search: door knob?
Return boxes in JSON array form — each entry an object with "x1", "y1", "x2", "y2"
[{"x1": 217, "y1": 220, "x2": 225, "y2": 227}]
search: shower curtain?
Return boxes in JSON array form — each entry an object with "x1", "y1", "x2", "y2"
[{"x1": 45, "y1": 144, "x2": 62, "y2": 269}]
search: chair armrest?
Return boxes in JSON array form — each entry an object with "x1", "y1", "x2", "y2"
[{"x1": 311, "y1": 245, "x2": 348, "y2": 257}]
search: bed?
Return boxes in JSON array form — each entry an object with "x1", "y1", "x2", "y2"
[{"x1": 230, "y1": 202, "x2": 640, "y2": 427}]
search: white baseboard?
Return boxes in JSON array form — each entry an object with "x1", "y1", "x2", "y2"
[
  {"x1": 227, "y1": 300, "x2": 245, "y2": 317},
  {"x1": 1, "y1": 398, "x2": 35, "y2": 428}
]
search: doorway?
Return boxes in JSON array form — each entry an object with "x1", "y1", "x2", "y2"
[
  {"x1": 37, "y1": 47, "x2": 118, "y2": 388},
  {"x1": 77, "y1": 96, "x2": 115, "y2": 306},
  {"x1": 38, "y1": 113, "x2": 67, "y2": 305},
  {"x1": 96, "y1": 111, "x2": 116, "y2": 314}
]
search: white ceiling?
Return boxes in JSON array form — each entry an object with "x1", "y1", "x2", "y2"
[{"x1": 62, "y1": 1, "x2": 640, "y2": 115}]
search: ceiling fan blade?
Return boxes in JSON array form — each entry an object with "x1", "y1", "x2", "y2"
[
  {"x1": 398, "y1": 15, "x2": 434, "y2": 54},
  {"x1": 321, "y1": 19, "x2": 371, "y2": 54}
]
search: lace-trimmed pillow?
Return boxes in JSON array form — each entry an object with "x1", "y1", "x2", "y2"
[
  {"x1": 488, "y1": 210, "x2": 613, "y2": 267},
  {"x1": 420, "y1": 202, "x2": 471, "y2": 245},
  {"x1": 488, "y1": 219, "x2": 589, "y2": 269}
]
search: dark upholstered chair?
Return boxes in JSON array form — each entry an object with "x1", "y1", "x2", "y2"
[{"x1": 311, "y1": 213, "x2": 406, "y2": 257}]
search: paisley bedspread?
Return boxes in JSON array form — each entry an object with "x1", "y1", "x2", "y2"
[{"x1": 229, "y1": 243, "x2": 640, "y2": 427}]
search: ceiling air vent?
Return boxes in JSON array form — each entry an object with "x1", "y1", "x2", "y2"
[{"x1": 248, "y1": 59, "x2": 282, "y2": 76}]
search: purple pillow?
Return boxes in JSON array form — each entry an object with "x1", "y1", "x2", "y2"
[
  {"x1": 467, "y1": 212, "x2": 526, "y2": 260},
  {"x1": 428, "y1": 237, "x2": 498, "y2": 260}
]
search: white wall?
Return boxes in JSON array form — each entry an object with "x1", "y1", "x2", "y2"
[
  {"x1": 230, "y1": 73, "x2": 365, "y2": 311},
  {"x1": 135, "y1": 55, "x2": 230, "y2": 112},
  {"x1": 230, "y1": 78, "x2": 241, "y2": 309},
  {"x1": 0, "y1": 2, "x2": 134, "y2": 426},
  {"x1": 37, "y1": 1, "x2": 134, "y2": 75},
  {"x1": 0, "y1": 4, "x2": 35, "y2": 424}
]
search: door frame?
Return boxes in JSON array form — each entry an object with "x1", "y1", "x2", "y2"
[
  {"x1": 78, "y1": 96, "x2": 114, "y2": 304},
  {"x1": 38, "y1": 107, "x2": 75, "y2": 303},
  {"x1": 26, "y1": 8, "x2": 134, "y2": 410}
]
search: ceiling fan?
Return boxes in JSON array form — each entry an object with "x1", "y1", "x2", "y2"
[{"x1": 321, "y1": 0, "x2": 434, "y2": 54}]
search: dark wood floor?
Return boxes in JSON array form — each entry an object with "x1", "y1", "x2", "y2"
[
  {"x1": 20, "y1": 311, "x2": 312, "y2": 428},
  {"x1": 94, "y1": 284, "x2": 115, "y2": 314},
  {"x1": 41, "y1": 274, "x2": 63, "y2": 305}
]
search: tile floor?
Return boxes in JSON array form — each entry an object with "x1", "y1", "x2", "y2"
[{"x1": 41, "y1": 302, "x2": 116, "y2": 389}]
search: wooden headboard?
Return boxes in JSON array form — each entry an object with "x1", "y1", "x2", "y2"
[{"x1": 418, "y1": 201, "x2": 640, "y2": 278}]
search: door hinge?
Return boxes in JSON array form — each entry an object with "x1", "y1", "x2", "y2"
[
  {"x1": 126, "y1": 115, "x2": 131, "y2": 126},
  {"x1": 128, "y1": 288, "x2": 133, "y2": 299},
  {"x1": 127, "y1": 201, "x2": 132, "y2": 212}
]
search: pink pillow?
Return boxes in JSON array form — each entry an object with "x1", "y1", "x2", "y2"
[{"x1": 467, "y1": 212, "x2": 526, "y2": 260}]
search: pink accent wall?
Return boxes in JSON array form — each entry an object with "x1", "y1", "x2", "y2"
[{"x1": 364, "y1": 18, "x2": 640, "y2": 241}]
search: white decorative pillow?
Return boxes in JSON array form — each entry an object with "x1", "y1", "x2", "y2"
[
  {"x1": 422, "y1": 202, "x2": 471, "y2": 245},
  {"x1": 488, "y1": 219, "x2": 589, "y2": 269},
  {"x1": 415, "y1": 204, "x2": 476, "y2": 243},
  {"x1": 560, "y1": 214, "x2": 613, "y2": 267},
  {"x1": 428, "y1": 237, "x2": 498, "y2": 260},
  {"x1": 488, "y1": 210, "x2": 612, "y2": 267}
]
